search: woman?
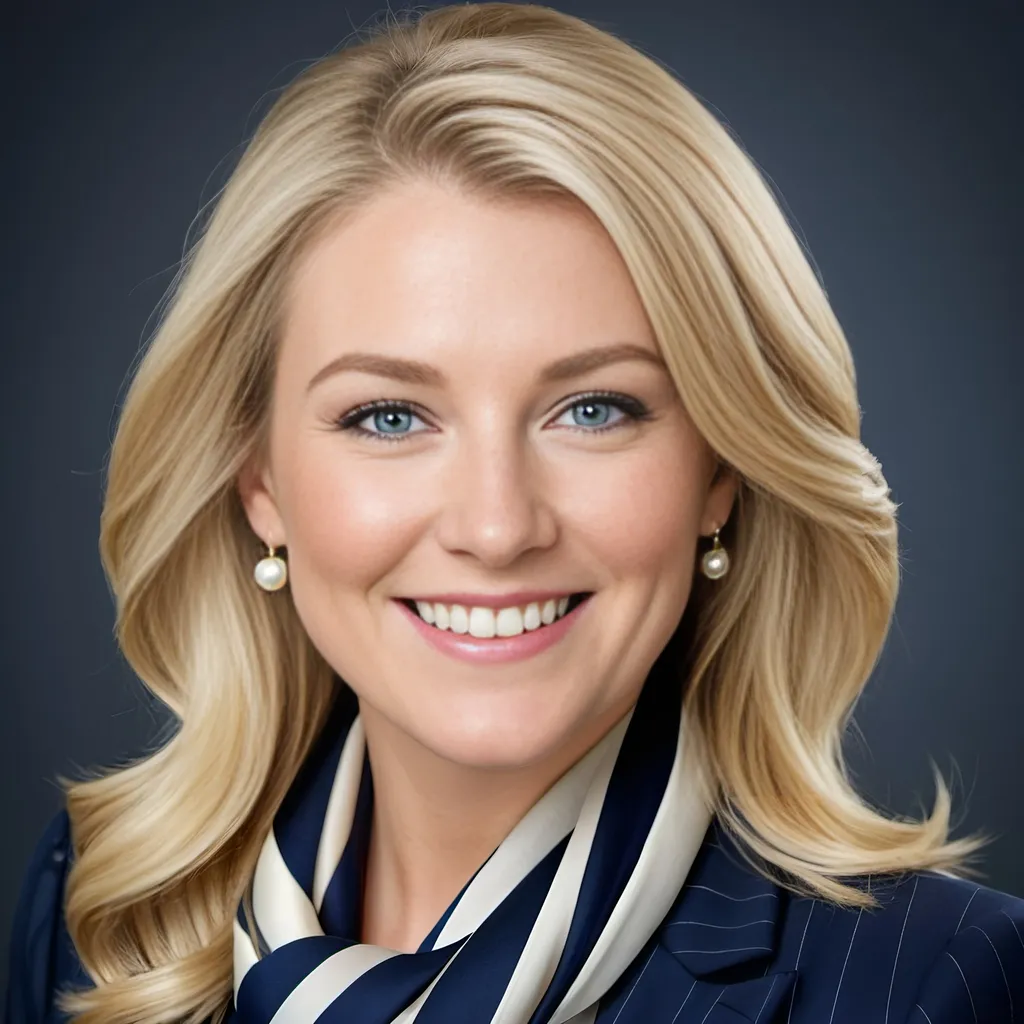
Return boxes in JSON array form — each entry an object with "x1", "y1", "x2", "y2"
[{"x1": 6, "y1": 4, "x2": 1022, "y2": 1023}]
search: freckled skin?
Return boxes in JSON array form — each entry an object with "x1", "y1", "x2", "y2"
[{"x1": 238, "y1": 179, "x2": 736, "y2": 949}]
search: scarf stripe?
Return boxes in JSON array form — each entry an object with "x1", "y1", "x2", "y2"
[
  {"x1": 234, "y1": 669, "x2": 711, "y2": 1024},
  {"x1": 256, "y1": 939, "x2": 393, "y2": 1024},
  {"x1": 495, "y1": 671, "x2": 683, "y2": 1024},
  {"x1": 325, "y1": 839, "x2": 567, "y2": 1023},
  {"x1": 313, "y1": 716, "x2": 369, "y2": 911},
  {"x1": 307, "y1": 945, "x2": 453, "y2": 1024},
  {"x1": 548, "y1": 690, "x2": 707, "y2": 1022},
  {"x1": 275, "y1": 688, "x2": 360, "y2": 894}
]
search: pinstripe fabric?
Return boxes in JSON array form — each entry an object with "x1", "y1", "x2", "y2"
[
  {"x1": 6, "y1": 780, "x2": 1024, "y2": 1022},
  {"x1": 590, "y1": 824, "x2": 1024, "y2": 1023}
]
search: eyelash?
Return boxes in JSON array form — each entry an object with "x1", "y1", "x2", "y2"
[{"x1": 333, "y1": 390, "x2": 653, "y2": 443}]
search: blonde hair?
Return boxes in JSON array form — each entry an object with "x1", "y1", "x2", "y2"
[{"x1": 58, "y1": 4, "x2": 982, "y2": 1022}]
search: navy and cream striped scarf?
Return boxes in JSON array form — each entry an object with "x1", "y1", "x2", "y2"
[{"x1": 232, "y1": 666, "x2": 711, "y2": 1024}]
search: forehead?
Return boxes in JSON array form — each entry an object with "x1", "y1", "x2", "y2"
[{"x1": 278, "y1": 180, "x2": 659, "y2": 375}]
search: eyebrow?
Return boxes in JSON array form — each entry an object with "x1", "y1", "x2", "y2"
[{"x1": 305, "y1": 342, "x2": 665, "y2": 393}]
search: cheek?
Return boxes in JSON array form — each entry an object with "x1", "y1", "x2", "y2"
[
  {"x1": 561, "y1": 441, "x2": 704, "y2": 579},
  {"x1": 278, "y1": 444, "x2": 429, "y2": 591}
]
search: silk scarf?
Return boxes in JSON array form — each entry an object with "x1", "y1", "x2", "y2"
[{"x1": 232, "y1": 662, "x2": 712, "y2": 1024}]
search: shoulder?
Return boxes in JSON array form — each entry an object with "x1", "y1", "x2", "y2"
[
  {"x1": 5, "y1": 807, "x2": 92, "y2": 1024},
  {"x1": 778, "y1": 867, "x2": 1024, "y2": 1023},
  {"x1": 885, "y1": 871, "x2": 1024, "y2": 1023},
  {"x1": 650, "y1": 822, "x2": 1024, "y2": 1024}
]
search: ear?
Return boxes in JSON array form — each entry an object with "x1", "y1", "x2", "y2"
[
  {"x1": 700, "y1": 462, "x2": 739, "y2": 537},
  {"x1": 236, "y1": 451, "x2": 286, "y2": 548}
]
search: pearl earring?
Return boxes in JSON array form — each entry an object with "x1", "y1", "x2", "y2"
[
  {"x1": 254, "y1": 544, "x2": 288, "y2": 591},
  {"x1": 700, "y1": 525, "x2": 730, "y2": 580}
]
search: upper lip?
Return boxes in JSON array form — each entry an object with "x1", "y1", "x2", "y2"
[{"x1": 399, "y1": 590, "x2": 588, "y2": 608}]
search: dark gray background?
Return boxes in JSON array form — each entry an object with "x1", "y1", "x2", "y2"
[{"x1": 2, "y1": 0, "x2": 1021, "y2": 997}]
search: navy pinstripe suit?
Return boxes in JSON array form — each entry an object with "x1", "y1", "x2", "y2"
[{"x1": 6, "y1": 809, "x2": 1024, "y2": 1023}]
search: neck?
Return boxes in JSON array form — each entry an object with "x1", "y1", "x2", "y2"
[{"x1": 357, "y1": 700, "x2": 630, "y2": 953}]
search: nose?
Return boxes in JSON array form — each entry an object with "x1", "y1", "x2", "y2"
[{"x1": 433, "y1": 427, "x2": 559, "y2": 568}]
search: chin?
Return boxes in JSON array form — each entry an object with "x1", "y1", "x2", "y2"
[{"x1": 407, "y1": 699, "x2": 590, "y2": 771}]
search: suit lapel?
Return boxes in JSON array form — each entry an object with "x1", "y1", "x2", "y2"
[
  {"x1": 659, "y1": 822, "x2": 784, "y2": 977},
  {"x1": 598, "y1": 821, "x2": 798, "y2": 1023}
]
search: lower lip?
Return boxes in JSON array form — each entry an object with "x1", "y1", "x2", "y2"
[{"x1": 393, "y1": 596, "x2": 593, "y2": 664}]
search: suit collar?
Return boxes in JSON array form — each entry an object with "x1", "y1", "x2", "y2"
[
  {"x1": 593, "y1": 820, "x2": 797, "y2": 1022},
  {"x1": 657, "y1": 818, "x2": 787, "y2": 978}
]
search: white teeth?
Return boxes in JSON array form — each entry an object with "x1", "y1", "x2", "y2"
[
  {"x1": 411, "y1": 595, "x2": 580, "y2": 635},
  {"x1": 495, "y1": 607, "x2": 524, "y2": 637},
  {"x1": 449, "y1": 604, "x2": 469, "y2": 634},
  {"x1": 468, "y1": 607, "x2": 496, "y2": 638}
]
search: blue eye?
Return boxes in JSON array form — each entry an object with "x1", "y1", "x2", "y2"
[
  {"x1": 334, "y1": 391, "x2": 650, "y2": 443},
  {"x1": 368, "y1": 408, "x2": 417, "y2": 434},
  {"x1": 557, "y1": 400, "x2": 623, "y2": 430}
]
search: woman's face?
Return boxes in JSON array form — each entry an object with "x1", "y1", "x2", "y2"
[{"x1": 240, "y1": 179, "x2": 736, "y2": 770}]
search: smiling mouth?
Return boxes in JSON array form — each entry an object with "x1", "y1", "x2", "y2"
[{"x1": 398, "y1": 593, "x2": 592, "y2": 638}]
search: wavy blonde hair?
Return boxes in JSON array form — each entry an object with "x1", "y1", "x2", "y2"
[{"x1": 58, "y1": 4, "x2": 983, "y2": 1022}]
